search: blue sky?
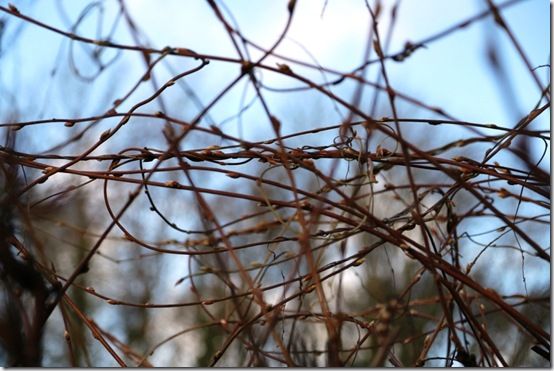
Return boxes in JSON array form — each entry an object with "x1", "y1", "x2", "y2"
[{"x1": 1, "y1": 0, "x2": 549, "y2": 128}]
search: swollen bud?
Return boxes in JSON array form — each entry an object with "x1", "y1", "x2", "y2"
[{"x1": 287, "y1": 0, "x2": 296, "y2": 13}]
